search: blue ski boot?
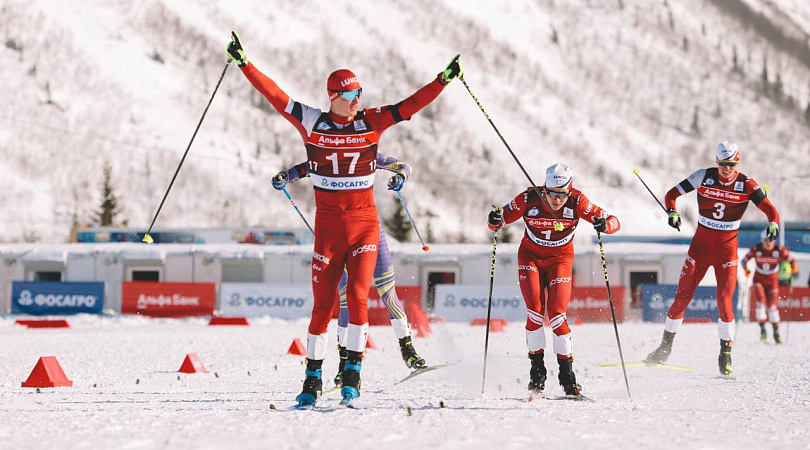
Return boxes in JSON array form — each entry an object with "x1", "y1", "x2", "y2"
[
  {"x1": 296, "y1": 359, "x2": 323, "y2": 409},
  {"x1": 340, "y1": 351, "x2": 363, "y2": 406}
]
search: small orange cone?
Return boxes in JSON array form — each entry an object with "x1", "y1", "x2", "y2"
[
  {"x1": 287, "y1": 338, "x2": 306, "y2": 356},
  {"x1": 365, "y1": 335, "x2": 377, "y2": 349},
  {"x1": 178, "y1": 353, "x2": 209, "y2": 374},
  {"x1": 574, "y1": 317, "x2": 584, "y2": 326},
  {"x1": 22, "y1": 356, "x2": 73, "y2": 388},
  {"x1": 208, "y1": 317, "x2": 250, "y2": 326}
]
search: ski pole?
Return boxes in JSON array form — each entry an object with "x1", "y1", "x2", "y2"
[
  {"x1": 459, "y1": 76, "x2": 562, "y2": 231},
  {"x1": 143, "y1": 60, "x2": 232, "y2": 244},
  {"x1": 282, "y1": 187, "x2": 315, "y2": 236},
  {"x1": 596, "y1": 228, "x2": 632, "y2": 398},
  {"x1": 482, "y1": 206, "x2": 499, "y2": 394},
  {"x1": 632, "y1": 168, "x2": 679, "y2": 231},
  {"x1": 785, "y1": 276, "x2": 794, "y2": 343},
  {"x1": 396, "y1": 191, "x2": 429, "y2": 252}
]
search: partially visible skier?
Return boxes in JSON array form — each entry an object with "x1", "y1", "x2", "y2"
[
  {"x1": 645, "y1": 141, "x2": 779, "y2": 377},
  {"x1": 272, "y1": 153, "x2": 427, "y2": 386},
  {"x1": 741, "y1": 230, "x2": 798, "y2": 344},
  {"x1": 226, "y1": 32, "x2": 462, "y2": 407},
  {"x1": 488, "y1": 163, "x2": 621, "y2": 397}
]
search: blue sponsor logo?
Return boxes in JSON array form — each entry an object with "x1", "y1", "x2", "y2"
[
  {"x1": 444, "y1": 294, "x2": 521, "y2": 309},
  {"x1": 12, "y1": 282, "x2": 104, "y2": 315},
  {"x1": 229, "y1": 292, "x2": 306, "y2": 308},
  {"x1": 641, "y1": 284, "x2": 739, "y2": 322}
]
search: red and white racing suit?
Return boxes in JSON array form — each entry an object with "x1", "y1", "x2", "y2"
[
  {"x1": 239, "y1": 62, "x2": 448, "y2": 358},
  {"x1": 741, "y1": 244, "x2": 796, "y2": 325},
  {"x1": 663, "y1": 168, "x2": 778, "y2": 341},
  {"x1": 500, "y1": 187, "x2": 620, "y2": 359}
]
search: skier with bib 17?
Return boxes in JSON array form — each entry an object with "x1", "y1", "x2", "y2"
[
  {"x1": 488, "y1": 163, "x2": 621, "y2": 397},
  {"x1": 226, "y1": 32, "x2": 462, "y2": 407},
  {"x1": 741, "y1": 230, "x2": 798, "y2": 344},
  {"x1": 645, "y1": 141, "x2": 779, "y2": 377},
  {"x1": 272, "y1": 153, "x2": 427, "y2": 385}
]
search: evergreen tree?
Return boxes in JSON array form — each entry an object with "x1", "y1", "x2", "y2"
[
  {"x1": 93, "y1": 162, "x2": 121, "y2": 226},
  {"x1": 383, "y1": 197, "x2": 411, "y2": 242},
  {"x1": 425, "y1": 220, "x2": 435, "y2": 243},
  {"x1": 499, "y1": 224, "x2": 514, "y2": 243},
  {"x1": 690, "y1": 106, "x2": 700, "y2": 135},
  {"x1": 761, "y1": 57, "x2": 769, "y2": 95}
]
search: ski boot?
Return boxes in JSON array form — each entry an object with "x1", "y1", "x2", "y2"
[
  {"x1": 773, "y1": 324, "x2": 783, "y2": 345},
  {"x1": 558, "y1": 357, "x2": 582, "y2": 396},
  {"x1": 645, "y1": 330, "x2": 676, "y2": 363},
  {"x1": 296, "y1": 359, "x2": 323, "y2": 409},
  {"x1": 333, "y1": 346, "x2": 348, "y2": 386},
  {"x1": 759, "y1": 322, "x2": 767, "y2": 343},
  {"x1": 718, "y1": 340, "x2": 733, "y2": 377},
  {"x1": 399, "y1": 336, "x2": 426, "y2": 369},
  {"x1": 340, "y1": 351, "x2": 363, "y2": 404},
  {"x1": 527, "y1": 352, "x2": 547, "y2": 392}
]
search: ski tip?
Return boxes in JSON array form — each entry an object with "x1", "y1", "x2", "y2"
[{"x1": 142, "y1": 233, "x2": 154, "y2": 244}]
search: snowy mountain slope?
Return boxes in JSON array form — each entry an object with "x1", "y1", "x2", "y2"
[{"x1": 1, "y1": 0, "x2": 808, "y2": 243}]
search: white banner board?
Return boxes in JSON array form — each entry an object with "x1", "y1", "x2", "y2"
[
  {"x1": 220, "y1": 283, "x2": 313, "y2": 319},
  {"x1": 434, "y1": 284, "x2": 526, "y2": 322}
]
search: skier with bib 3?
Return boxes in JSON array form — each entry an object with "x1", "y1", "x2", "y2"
[
  {"x1": 227, "y1": 32, "x2": 461, "y2": 407},
  {"x1": 645, "y1": 141, "x2": 779, "y2": 377},
  {"x1": 488, "y1": 163, "x2": 621, "y2": 397}
]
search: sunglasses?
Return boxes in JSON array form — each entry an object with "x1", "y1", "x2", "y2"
[
  {"x1": 545, "y1": 188, "x2": 570, "y2": 199},
  {"x1": 717, "y1": 161, "x2": 738, "y2": 167},
  {"x1": 331, "y1": 88, "x2": 362, "y2": 101}
]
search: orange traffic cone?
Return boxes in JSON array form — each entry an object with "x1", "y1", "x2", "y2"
[
  {"x1": 287, "y1": 338, "x2": 306, "y2": 356},
  {"x1": 22, "y1": 356, "x2": 73, "y2": 388},
  {"x1": 178, "y1": 353, "x2": 209, "y2": 374},
  {"x1": 574, "y1": 317, "x2": 584, "y2": 326},
  {"x1": 365, "y1": 334, "x2": 377, "y2": 349}
]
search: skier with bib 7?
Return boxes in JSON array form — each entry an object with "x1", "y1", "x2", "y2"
[{"x1": 488, "y1": 163, "x2": 621, "y2": 397}]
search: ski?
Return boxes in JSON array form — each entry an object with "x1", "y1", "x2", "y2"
[
  {"x1": 553, "y1": 394, "x2": 595, "y2": 402},
  {"x1": 339, "y1": 395, "x2": 358, "y2": 409},
  {"x1": 322, "y1": 386, "x2": 341, "y2": 396},
  {"x1": 719, "y1": 374, "x2": 736, "y2": 380},
  {"x1": 527, "y1": 388, "x2": 542, "y2": 402},
  {"x1": 596, "y1": 361, "x2": 694, "y2": 371},
  {"x1": 395, "y1": 362, "x2": 456, "y2": 385}
]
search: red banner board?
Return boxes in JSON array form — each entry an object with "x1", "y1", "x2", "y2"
[
  {"x1": 331, "y1": 286, "x2": 423, "y2": 326},
  {"x1": 567, "y1": 286, "x2": 626, "y2": 323},
  {"x1": 748, "y1": 286, "x2": 810, "y2": 322},
  {"x1": 121, "y1": 282, "x2": 216, "y2": 317}
]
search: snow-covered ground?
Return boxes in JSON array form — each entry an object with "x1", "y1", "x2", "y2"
[{"x1": 1, "y1": 315, "x2": 808, "y2": 449}]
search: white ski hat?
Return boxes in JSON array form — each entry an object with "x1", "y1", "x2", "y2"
[
  {"x1": 545, "y1": 163, "x2": 573, "y2": 189},
  {"x1": 716, "y1": 141, "x2": 740, "y2": 163}
]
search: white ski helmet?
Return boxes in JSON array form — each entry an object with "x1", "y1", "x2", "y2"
[
  {"x1": 716, "y1": 141, "x2": 740, "y2": 164},
  {"x1": 545, "y1": 163, "x2": 573, "y2": 189}
]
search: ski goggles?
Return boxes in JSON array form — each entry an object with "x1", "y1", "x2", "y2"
[
  {"x1": 329, "y1": 88, "x2": 362, "y2": 101},
  {"x1": 545, "y1": 188, "x2": 570, "y2": 199},
  {"x1": 717, "y1": 160, "x2": 739, "y2": 167}
]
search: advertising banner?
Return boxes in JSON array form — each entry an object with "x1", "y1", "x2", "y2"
[
  {"x1": 220, "y1": 283, "x2": 313, "y2": 319},
  {"x1": 434, "y1": 284, "x2": 627, "y2": 323},
  {"x1": 11, "y1": 281, "x2": 104, "y2": 315},
  {"x1": 121, "y1": 282, "x2": 216, "y2": 317},
  {"x1": 747, "y1": 286, "x2": 810, "y2": 322},
  {"x1": 642, "y1": 284, "x2": 739, "y2": 322}
]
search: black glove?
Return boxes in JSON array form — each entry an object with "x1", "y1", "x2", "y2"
[
  {"x1": 387, "y1": 173, "x2": 405, "y2": 191},
  {"x1": 488, "y1": 209, "x2": 502, "y2": 231},
  {"x1": 271, "y1": 171, "x2": 288, "y2": 190},
  {"x1": 667, "y1": 209, "x2": 681, "y2": 230},
  {"x1": 227, "y1": 31, "x2": 248, "y2": 67},
  {"x1": 593, "y1": 217, "x2": 608, "y2": 233},
  {"x1": 440, "y1": 54, "x2": 463, "y2": 83}
]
